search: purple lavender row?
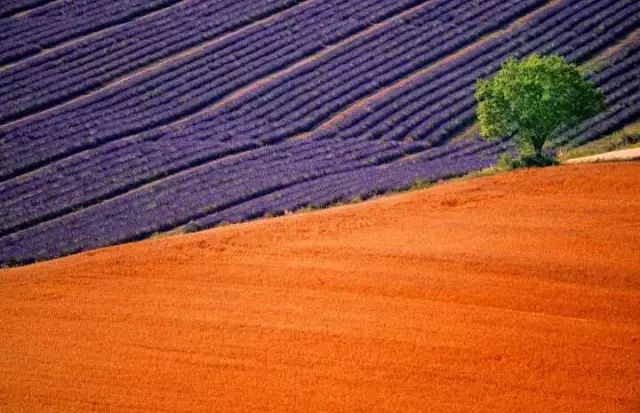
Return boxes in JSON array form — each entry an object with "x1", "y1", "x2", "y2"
[
  {"x1": 0, "y1": 0, "x2": 254, "y2": 94},
  {"x1": 0, "y1": 0, "x2": 183, "y2": 65},
  {"x1": 0, "y1": 0, "x2": 51, "y2": 18},
  {"x1": 0, "y1": 0, "x2": 469, "y2": 185},
  {"x1": 0, "y1": 66, "x2": 633, "y2": 266},
  {"x1": 0, "y1": 0, "x2": 307, "y2": 124},
  {"x1": 562, "y1": 79, "x2": 640, "y2": 147},
  {"x1": 572, "y1": 95, "x2": 640, "y2": 145},
  {"x1": 0, "y1": 0, "x2": 624, "y2": 225},
  {"x1": 0, "y1": 0, "x2": 427, "y2": 179},
  {"x1": 0, "y1": 125, "x2": 396, "y2": 236},
  {"x1": 196, "y1": 0, "x2": 632, "y2": 156},
  {"x1": 0, "y1": 135, "x2": 401, "y2": 260},
  {"x1": 135, "y1": 0, "x2": 636, "y2": 167},
  {"x1": 331, "y1": 0, "x2": 639, "y2": 160},
  {"x1": 557, "y1": 41, "x2": 640, "y2": 146},
  {"x1": 0, "y1": 119, "x2": 576, "y2": 263},
  {"x1": 0, "y1": 0, "x2": 439, "y2": 178}
]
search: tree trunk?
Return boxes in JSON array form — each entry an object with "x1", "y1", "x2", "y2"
[
  {"x1": 533, "y1": 136, "x2": 544, "y2": 158},
  {"x1": 535, "y1": 145, "x2": 542, "y2": 157}
]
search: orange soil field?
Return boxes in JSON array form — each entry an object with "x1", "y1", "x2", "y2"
[{"x1": 1, "y1": 163, "x2": 639, "y2": 412}]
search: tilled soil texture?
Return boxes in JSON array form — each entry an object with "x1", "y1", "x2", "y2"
[{"x1": 1, "y1": 163, "x2": 639, "y2": 412}]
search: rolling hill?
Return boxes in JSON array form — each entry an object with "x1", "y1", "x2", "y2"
[{"x1": 1, "y1": 0, "x2": 640, "y2": 264}]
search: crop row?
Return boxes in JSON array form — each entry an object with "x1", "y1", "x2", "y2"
[
  {"x1": 0, "y1": 0, "x2": 430, "y2": 177},
  {"x1": 0, "y1": 0, "x2": 308, "y2": 123},
  {"x1": 0, "y1": 0, "x2": 183, "y2": 65},
  {"x1": 554, "y1": 42, "x2": 640, "y2": 147},
  {"x1": 0, "y1": 0, "x2": 261, "y2": 95},
  {"x1": 145, "y1": 0, "x2": 636, "y2": 151},
  {"x1": 0, "y1": 0, "x2": 50, "y2": 18}
]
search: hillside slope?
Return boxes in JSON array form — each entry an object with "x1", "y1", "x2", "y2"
[
  {"x1": 2, "y1": 163, "x2": 639, "y2": 412},
  {"x1": 1, "y1": 0, "x2": 640, "y2": 264}
]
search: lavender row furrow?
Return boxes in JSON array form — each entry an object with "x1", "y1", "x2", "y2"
[
  {"x1": 0, "y1": 0, "x2": 184, "y2": 65},
  {"x1": 194, "y1": 151, "x2": 494, "y2": 228},
  {"x1": 192, "y1": 0, "x2": 630, "y2": 150},
  {"x1": 0, "y1": 0, "x2": 51, "y2": 18},
  {"x1": 336, "y1": 0, "x2": 638, "y2": 136}
]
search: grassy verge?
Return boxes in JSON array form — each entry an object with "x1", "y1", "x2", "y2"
[{"x1": 557, "y1": 122, "x2": 640, "y2": 161}]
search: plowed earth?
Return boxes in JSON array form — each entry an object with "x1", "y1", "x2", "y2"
[{"x1": 1, "y1": 163, "x2": 639, "y2": 412}]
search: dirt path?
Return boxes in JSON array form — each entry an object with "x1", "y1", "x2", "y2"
[
  {"x1": 565, "y1": 147, "x2": 640, "y2": 163},
  {"x1": 1, "y1": 163, "x2": 639, "y2": 412}
]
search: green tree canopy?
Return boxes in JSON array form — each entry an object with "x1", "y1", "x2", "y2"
[{"x1": 476, "y1": 54, "x2": 605, "y2": 156}]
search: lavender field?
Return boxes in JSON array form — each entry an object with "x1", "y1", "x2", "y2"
[{"x1": 1, "y1": 0, "x2": 639, "y2": 265}]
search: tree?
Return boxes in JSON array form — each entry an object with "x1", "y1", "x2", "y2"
[{"x1": 476, "y1": 54, "x2": 605, "y2": 157}]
